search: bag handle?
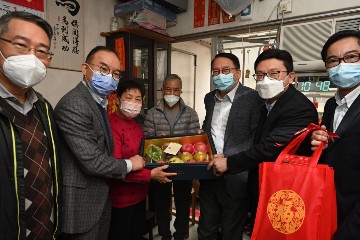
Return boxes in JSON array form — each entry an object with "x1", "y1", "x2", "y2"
[{"x1": 275, "y1": 123, "x2": 336, "y2": 168}]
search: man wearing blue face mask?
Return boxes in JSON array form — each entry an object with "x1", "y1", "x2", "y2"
[
  {"x1": 311, "y1": 30, "x2": 360, "y2": 240},
  {"x1": 198, "y1": 52, "x2": 264, "y2": 240},
  {"x1": 54, "y1": 46, "x2": 145, "y2": 240},
  {"x1": 208, "y1": 50, "x2": 318, "y2": 238}
]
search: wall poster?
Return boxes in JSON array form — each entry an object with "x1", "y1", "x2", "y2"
[{"x1": 46, "y1": 0, "x2": 84, "y2": 71}]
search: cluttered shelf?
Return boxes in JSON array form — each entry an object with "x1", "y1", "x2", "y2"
[{"x1": 100, "y1": 25, "x2": 174, "y2": 44}]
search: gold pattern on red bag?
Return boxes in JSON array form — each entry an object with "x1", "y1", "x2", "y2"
[{"x1": 267, "y1": 190, "x2": 305, "y2": 234}]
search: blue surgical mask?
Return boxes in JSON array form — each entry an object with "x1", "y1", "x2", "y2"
[
  {"x1": 327, "y1": 62, "x2": 360, "y2": 89},
  {"x1": 86, "y1": 66, "x2": 119, "y2": 96},
  {"x1": 213, "y1": 73, "x2": 235, "y2": 92}
]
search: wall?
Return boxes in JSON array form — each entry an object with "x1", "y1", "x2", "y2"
[
  {"x1": 172, "y1": 41, "x2": 211, "y2": 125},
  {"x1": 34, "y1": 0, "x2": 117, "y2": 107},
  {"x1": 168, "y1": 0, "x2": 360, "y2": 38}
]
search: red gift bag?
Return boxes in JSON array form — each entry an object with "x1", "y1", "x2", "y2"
[{"x1": 251, "y1": 124, "x2": 337, "y2": 240}]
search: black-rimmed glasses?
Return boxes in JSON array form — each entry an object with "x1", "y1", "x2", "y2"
[
  {"x1": 253, "y1": 71, "x2": 288, "y2": 81},
  {"x1": 0, "y1": 37, "x2": 53, "y2": 59},
  {"x1": 325, "y1": 53, "x2": 360, "y2": 68},
  {"x1": 211, "y1": 67, "x2": 237, "y2": 76}
]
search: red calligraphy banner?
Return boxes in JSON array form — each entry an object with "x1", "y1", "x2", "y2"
[
  {"x1": 222, "y1": 10, "x2": 235, "y2": 23},
  {"x1": 107, "y1": 92, "x2": 118, "y2": 115},
  {"x1": 194, "y1": 0, "x2": 205, "y2": 28},
  {"x1": 4, "y1": 0, "x2": 44, "y2": 11},
  {"x1": 114, "y1": 37, "x2": 126, "y2": 72},
  {"x1": 208, "y1": 0, "x2": 220, "y2": 26}
]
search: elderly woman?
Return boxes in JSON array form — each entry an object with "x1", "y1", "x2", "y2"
[{"x1": 108, "y1": 80, "x2": 175, "y2": 240}]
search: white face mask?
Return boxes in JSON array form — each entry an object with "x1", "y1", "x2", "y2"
[
  {"x1": 164, "y1": 94, "x2": 180, "y2": 107},
  {"x1": 0, "y1": 51, "x2": 47, "y2": 88},
  {"x1": 256, "y1": 76, "x2": 287, "y2": 99}
]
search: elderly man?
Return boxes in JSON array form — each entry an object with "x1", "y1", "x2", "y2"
[
  {"x1": 311, "y1": 30, "x2": 360, "y2": 240},
  {"x1": 55, "y1": 46, "x2": 144, "y2": 240},
  {"x1": 143, "y1": 74, "x2": 200, "y2": 240},
  {"x1": 208, "y1": 49, "x2": 318, "y2": 236},
  {"x1": 0, "y1": 11, "x2": 62, "y2": 239}
]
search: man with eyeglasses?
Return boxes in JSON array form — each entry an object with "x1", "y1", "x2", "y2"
[
  {"x1": 198, "y1": 52, "x2": 264, "y2": 240},
  {"x1": 311, "y1": 30, "x2": 360, "y2": 240},
  {"x1": 54, "y1": 46, "x2": 145, "y2": 240},
  {"x1": 208, "y1": 49, "x2": 318, "y2": 236},
  {"x1": 0, "y1": 11, "x2": 63, "y2": 239}
]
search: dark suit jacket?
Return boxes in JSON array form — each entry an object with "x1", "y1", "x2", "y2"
[
  {"x1": 202, "y1": 83, "x2": 263, "y2": 198},
  {"x1": 320, "y1": 94, "x2": 360, "y2": 240},
  {"x1": 54, "y1": 83, "x2": 128, "y2": 234},
  {"x1": 227, "y1": 85, "x2": 318, "y2": 197}
]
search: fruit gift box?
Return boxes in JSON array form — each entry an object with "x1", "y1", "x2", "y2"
[{"x1": 140, "y1": 133, "x2": 219, "y2": 180}]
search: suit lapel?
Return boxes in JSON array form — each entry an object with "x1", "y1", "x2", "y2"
[
  {"x1": 327, "y1": 93, "x2": 360, "y2": 151},
  {"x1": 78, "y1": 83, "x2": 113, "y2": 154},
  {"x1": 204, "y1": 92, "x2": 216, "y2": 133}
]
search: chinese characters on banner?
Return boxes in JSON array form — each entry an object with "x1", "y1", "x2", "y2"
[
  {"x1": 194, "y1": 0, "x2": 248, "y2": 28},
  {"x1": 0, "y1": 0, "x2": 44, "y2": 18},
  {"x1": 194, "y1": 0, "x2": 205, "y2": 28},
  {"x1": 47, "y1": 0, "x2": 83, "y2": 70}
]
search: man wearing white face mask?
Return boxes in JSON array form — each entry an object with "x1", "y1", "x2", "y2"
[
  {"x1": 209, "y1": 49, "x2": 318, "y2": 236},
  {"x1": 0, "y1": 11, "x2": 63, "y2": 239},
  {"x1": 54, "y1": 46, "x2": 145, "y2": 240},
  {"x1": 143, "y1": 74, "x2": 200, "y2": 240},
  {"x1": 311, "y1": 30, "x2": 360, "y2": 240}
]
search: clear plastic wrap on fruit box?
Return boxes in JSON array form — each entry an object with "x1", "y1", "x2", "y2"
[{"x1": 140, "y1": 133, "x2": 219, "y2": 180}]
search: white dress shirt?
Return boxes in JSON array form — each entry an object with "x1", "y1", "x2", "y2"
[
  {"x1": 211, "y1": 83, "x2": 239, "y2": 154},
  {"x1": 333, "y1": 85, "x2": 360, "y2": 132}
]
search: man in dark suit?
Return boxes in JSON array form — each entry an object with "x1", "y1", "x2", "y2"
[
  {"x1": 311, "y1": 30, "x2": 360, "y2": 240},
  {"x1": 209, "y1": 49, "x2": 318, "y2": 234},
  {"x1": 54, "y1": 46, "x2": 144, "y2": 240},
  {"x1": 198, "y1": 53, "x2": 264, "y2": 240}
]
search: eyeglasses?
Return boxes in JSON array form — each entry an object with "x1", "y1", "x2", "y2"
[
  {"x1": 87, "y1": 63, "x2": 122, "y2": 80},
  {"x1": 0, "y1": 37, "x2": 53, "y2": 59},
  {"x1": 211, "y1": 67, "x2": 237, "y2": 76},
  {"x1": 253, "y1": 71, "x2": 288, "y2": 81},
  {"x1": 325, "y1": 52, "x2": 360, "y2": 68}
]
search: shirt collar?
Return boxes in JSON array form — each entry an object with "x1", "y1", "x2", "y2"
[
  {"x1": 0, "y1": 82, "x2": 38, "y2": 114},
  {"x1": 214, "y1": 81, "x2": 240, "y2": 102},
  {"x1": 82, "y1": 80, "x2": 108, "y2": 108},
  {"x1": 335, "y1": 84, "x2": 360, "y2": 108},
  {"x1": 265, "y1": 100, "x2": 277, "y2": 114}
]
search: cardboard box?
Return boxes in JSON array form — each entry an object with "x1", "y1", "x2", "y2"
[
  {"x1": 114, "y1": 0, "x2": 177, "y2": 22},
  {"x1": 140, "y1": 133, "x2": 219, "y2": 180}
]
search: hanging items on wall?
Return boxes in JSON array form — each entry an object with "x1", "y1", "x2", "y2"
[
  {"x1": 222, "y1": 10, "x2": 235, "y2": 23},
  {"x1": 214, "y1": 0, "x2": 253, "y2": 17},
  {"x1": 245, "y1": 49, "x2": 251, "y2": 78},
  {"x1": 208, "y1": 0, "x2": 221, "y2": 26},
  {"x1": 194, "y1": 0, "x2": 205, "y2": 28}
]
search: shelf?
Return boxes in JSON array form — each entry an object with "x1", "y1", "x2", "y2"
[{"x1": 100, "y1": 25, "x2": 174, "y2": 44}]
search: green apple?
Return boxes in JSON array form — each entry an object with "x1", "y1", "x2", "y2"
[
  {"x1": 193, "y1": 152, "x2": 208, "y2": 162},
  {"x1": 180, "y1": 152, "x2": 193, "y2": 163},
  {"x1": 169, "y1": 157, "x2": 184, "y2": 163}
]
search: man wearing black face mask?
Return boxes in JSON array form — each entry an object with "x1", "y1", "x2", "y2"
[
  {"x1": 0, "y1": 11, "x2": 62, "y2": 239},
  {"x1": 54, "y1": 46, "x2": 145, "y2": 240},
  {"x1": 208, "y1": 49, "x2": 318, "y2": 237},
  {"x1": 311, "y1": 30, "x2": 360, "y2": 240}
]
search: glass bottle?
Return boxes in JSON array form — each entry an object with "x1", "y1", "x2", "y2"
[{"x1": 110, "y1": 17, "x2": 118, "y2": 31}]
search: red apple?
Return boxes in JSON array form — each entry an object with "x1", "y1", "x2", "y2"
[
  {"x1": 193, "y1": 151, "x2": 208, "y2": 162},
  {"x1": 193, "y1": 142, "x2": 208, "y2": 153},
  {"x1": 181, "y1": 143, "x2": 195, "y2": 154}
]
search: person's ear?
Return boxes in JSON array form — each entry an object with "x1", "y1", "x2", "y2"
[
  {"x1": 81, "y1": 63, "x2": 88, "y2": 76},
  {"x1": 288, "y1": 71, "x2": 295, "y2": 84}
]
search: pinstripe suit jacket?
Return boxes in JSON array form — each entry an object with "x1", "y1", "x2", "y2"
[
  {"x1": 54, "y1": 82, "x2": 128, "y2": 234},
  {"x1": 202, "y1": 83, "x2": 264, "y2": 198}
]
